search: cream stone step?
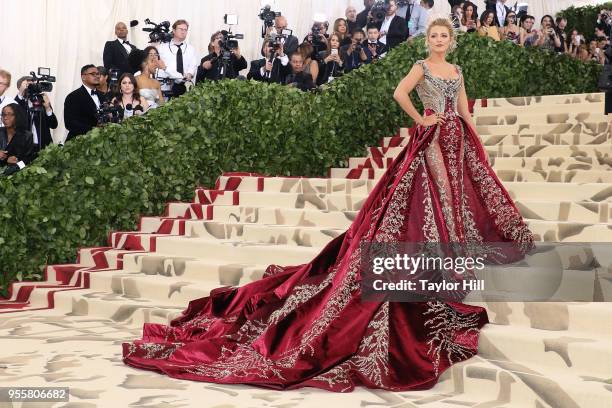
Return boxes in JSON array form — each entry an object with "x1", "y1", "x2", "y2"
[
  {"x1": 194, "y1": 184, "x2": 612, "y2": 209},
  {"x1": 141, "y1": 206, "x2": 358, "y2": 232},
  {"x1": 153, "y1": 239, "x2": 320, "y2": 265},
  {"x1": 215, "y1": 175, "x2": 378, "y2": 194},
  {"x1": 474, "y1": 93, "x2": 604, "y2": 110},
  {"x1": 476, "y1": 122, "x2": 607, "y2": 136},
  {"x1": 472, "y1": 302, "x2": 612, "y2": 338},
  {"x1": 87, "y1": 270, "x2": 231, "y2": 306},
  {"x1": 195, "y1": 190, "x2": 369, "y2": 211},
  {"x1": 51, "y1": 287, "x2": 184, "y2": 327},
  {"x1": 331, "y1": 167, "x2": 612, "y2": 183},
  {"x1": 479, "y1": 323, "x2": 612, "y2": 379},
  {"x1": 152, "y1": 199, "x2": 612, "y2": 227},
  {"x1": 474, "y1": 112, "x2": 607, "y2": 126},
  {"x1": 473, "y1": 102, "x2": 603, "y2": 117},
  {"x1": 382, "y1": 132, "x2": 611, "y2": 148},
  {"x1": 369, "y1": 145, "x2": 612, "y2": 160},
  {"x1": 348, "y1": 156, "x2": 612, "y2": 171}
]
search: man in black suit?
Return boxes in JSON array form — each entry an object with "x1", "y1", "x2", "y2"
[
  {"x1": 64, "y1": 65, "x2": 102, "y2": 142},
  {"x1": 377, "y1": 0, "x2": 408, "y2": 49},
  {"x1": 248, "y1": 38, "x2": 289, "y2": 84},
  {"x1": 15, "y1": 76, "x2": 58, "y2": 150},
  {"x1": 103, "y1": 22, "x2": 137, "y2": 75},
  {"x1": 487, "y1": 0, "x2": 511, "y2": 27},
  {"x1": 356, "y1": 0, "x2": 376, "y2": 29},
  {"x1": 273, "y1": 16, "x2": 299, "y2": 58}
]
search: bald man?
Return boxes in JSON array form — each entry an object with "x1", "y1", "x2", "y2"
[
  {"x1": 346, "y1": 6, "x2": 359, "y2": 34},
  {"x1": 274, "y1": 16, "x2": 299, "y2": 57},
  {"x1": 103, "y1": 21, "x2": 138, "y2": 75}
]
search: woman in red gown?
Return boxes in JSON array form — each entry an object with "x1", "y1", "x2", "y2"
[{"x1": 123, "y1": 17, "x2": 534, "y2": 392}]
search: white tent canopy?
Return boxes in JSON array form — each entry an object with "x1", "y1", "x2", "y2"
[{"x1": 0, "y1": 0, "x2": 605, "y2": 140}]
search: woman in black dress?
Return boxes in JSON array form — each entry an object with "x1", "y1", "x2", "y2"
[{"x1": 0, "y1": 103, "x2": 35, "y2": 175}]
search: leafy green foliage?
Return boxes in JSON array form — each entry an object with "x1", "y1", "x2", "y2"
[
  {"x1": 558, "y1": 2, "x2": 612, "y2": 42},
  {"x1": 0, "y1": 34, "x2": 601, "y2": 295}
]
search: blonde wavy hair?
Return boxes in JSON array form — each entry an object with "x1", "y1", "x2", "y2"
[{"x1": 425, "y1": 17, "x2": 457, "y2": 54}]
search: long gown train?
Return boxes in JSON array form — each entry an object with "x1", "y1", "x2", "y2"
[{"x1": 122, "y1": 60, "x2": 534, "y2": 392}]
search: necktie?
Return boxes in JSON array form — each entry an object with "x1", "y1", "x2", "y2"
[
  {"x1": 176, "y1": 43, "x2": 184, "y2": 74},
  {"x1": 123, "y1": 40, "x2": 130, "y2": 45},
  {"x1": 91, "y1": 89, "x2": 97, "y2": 96}
]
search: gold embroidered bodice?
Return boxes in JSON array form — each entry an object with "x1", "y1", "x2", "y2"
[{"x1": 414, "y1": 60, "x2": 463, "y2": 114}]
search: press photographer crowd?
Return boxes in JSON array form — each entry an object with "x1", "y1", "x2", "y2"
[{"x1": 0, "y1": 0, "x2": 609, "y2": 176}]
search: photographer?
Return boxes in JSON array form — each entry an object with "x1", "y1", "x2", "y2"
[
  {"x1": 341, "y1": 29, "x2": 368, "y2": 72},
  {"x1": 363, "y1": 24, "x2": 388, "y2": 63},
  {"x1": 14, "y1": 76, "x2": 58, "y2": 151},
  {"x1": 357, "y1": 0, "x2": 376, "y2": 29},
  {"x1": 303, "y1": 21, "x2": 329, "y2": 57},
  {"x1": 317, "y1": 33, "x2": 344, "y2": 85},
  {"x1": 197, "y1": 31, "x2": 247, "y2": 81},
  {"x1": 374, "y1": 0, "x2": 408, "y2": 47},
  {"x1": 63, "y1": 64, "x2": 102, "y2": 141},
  {"x1": 248, "y1": 36, "x2": 289, "y2": 84},
  {"x1": 0, "y1": 103, "x2": 35, "y2": 176},
  {"x1": 157, "y1": 19, "x2": 198, "y2": 97},
  {"x1": 272, "y1": 16, "x2": 299, "y2": 58},
  {"x1": 0, "y1": 70, "x2": 15, "y2": 127}
]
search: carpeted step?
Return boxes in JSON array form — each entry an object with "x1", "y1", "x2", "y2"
[{"x1": 476, "y1": 122, "x2": 607, "y2": 136}]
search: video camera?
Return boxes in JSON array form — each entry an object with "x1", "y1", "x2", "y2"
[
  {"x1": 370, "y1": 0, "x2": 390, "y2": 24},
  {"x1": 259, "y1": 5, "x2": 281, "y2": 28},
  {"x1": 26, "y1": 67, "x2": 56, "y2": 113},
  {"x1": 143, "y1": 19, "x2": 173, "y2": 43}
]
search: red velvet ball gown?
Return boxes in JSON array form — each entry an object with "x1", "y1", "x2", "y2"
[{"x1": 122, "y1": 60, "x2": 534, "y2": 392}]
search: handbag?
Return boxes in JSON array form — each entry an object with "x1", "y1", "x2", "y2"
[{"x1": 597, "y1": 64, "x2": 612, "y2": 91}]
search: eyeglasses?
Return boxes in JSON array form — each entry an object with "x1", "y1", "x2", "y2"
[
  {"x1": 84, "y1": 72, "x2": 101, "y2": 76},
  {"x1": 1, "y1": 112, "x2": 15, "y2": 118}
]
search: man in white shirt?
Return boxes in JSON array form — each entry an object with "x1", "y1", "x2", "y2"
[
  {"x1": 494, "y1": 0, "x2": 510, "y2": 27},
  {"x1": 158, "y1": 19, "x2": 198, "y2": 97},
  {"x1": 63, "y1": 65, "x2": 101, "y2": 141},
  {"x1": 0, "y1": 69, "x2": 16, "y2": 127},
  {"x1": 377, "y1": 0, "x2": 408, "y2": 49},
  {"x1": 408, "y1": 0, "x2": 434, "y2": 38}
]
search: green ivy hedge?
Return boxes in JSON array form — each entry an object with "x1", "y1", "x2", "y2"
[
  {"x1": 558, "y1": 2, "x2": 612, "y2": 41},
  {"x1": 0, "y1": 33, "x2": 601, "y2": 294}
]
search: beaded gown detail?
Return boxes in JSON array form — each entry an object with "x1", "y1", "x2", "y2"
[{"x1": 122, "y1": 60, "x2": 534, "y2": 392}]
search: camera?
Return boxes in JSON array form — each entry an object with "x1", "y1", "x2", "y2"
[
  {"x1": 26, "y1": 67, "x2": 55, "y2": 113},
  {"x1": 143, "y1": 19, "x2": 173, "y2": 43},
  {"x1": 370, "y1": 0, "x2": 390, "y2": 24},
  {"x1": 219, "y1": 29, "x2": 244, "y2": 56},
  {"x1": 96, "y1": 100, "x2": 123, "y2": 125},
  {"x1": 259, "y1": 5, "x2": 281, "y2": 28},
  {"x1": 267, "y1": 32, "x2": 287, "y2": 52}
]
